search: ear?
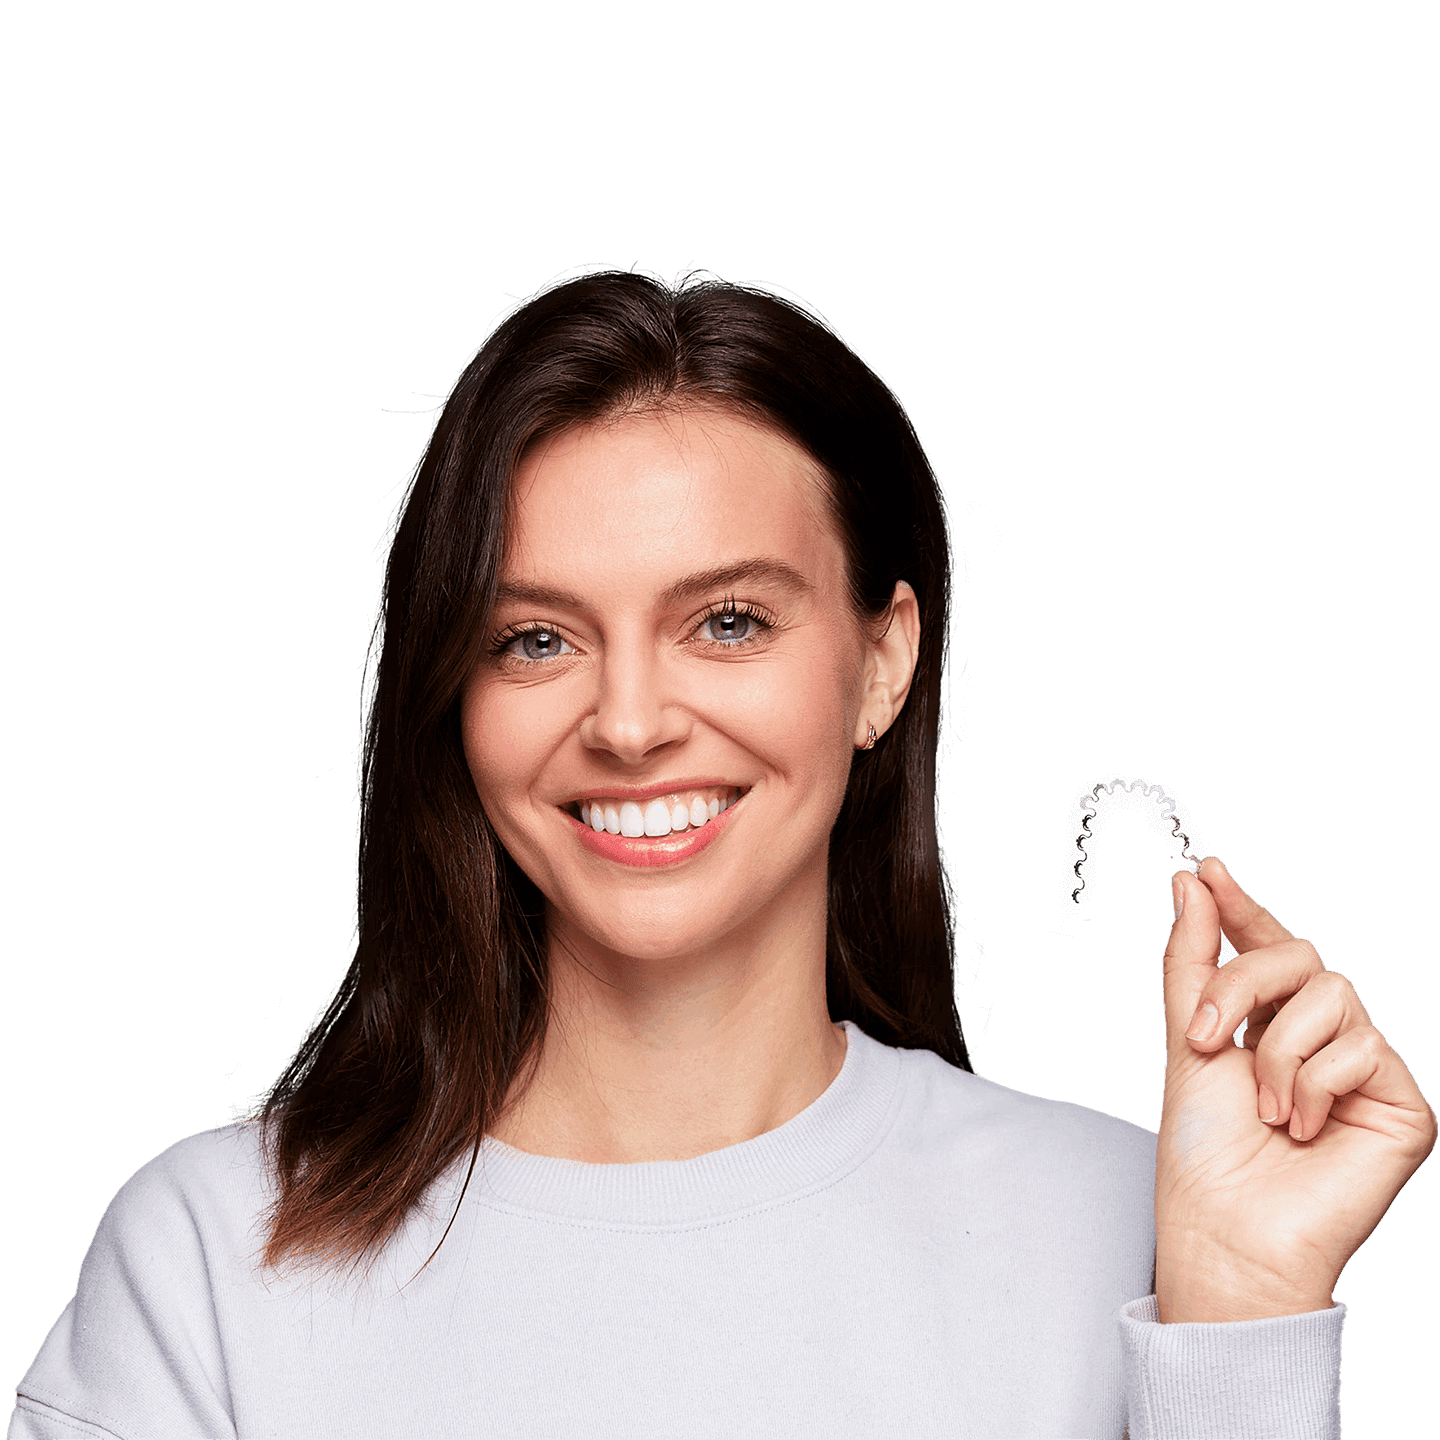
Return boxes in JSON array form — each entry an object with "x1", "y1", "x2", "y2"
[{"x1": 854, "y1": 580, "x2": 920, "y2": 747}]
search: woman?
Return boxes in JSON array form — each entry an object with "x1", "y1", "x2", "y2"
[{"x1": 11, "y1": 272, "x2": 1434, "y2": 1439}]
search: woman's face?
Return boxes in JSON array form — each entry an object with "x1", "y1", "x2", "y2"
[{"x1": 459, "y1": 406, "x2": 898, "y2": 965}]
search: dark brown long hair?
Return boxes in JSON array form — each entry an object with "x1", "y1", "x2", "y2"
[{"x1": 257, "y1": 271, "x2": 971, "y2": 1269}]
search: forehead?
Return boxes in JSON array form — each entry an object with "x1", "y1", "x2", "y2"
[{"x1": 504, "y1": 408, "x2": 847, "y2": 591}]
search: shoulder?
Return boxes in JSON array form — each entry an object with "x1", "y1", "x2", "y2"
[
  {"x1": 53, "y1": 1126, "x2": 268, "y2": 1389},
  {"x1": 16, "y1": 1127, "x2": 267, "y2": 1434},
  {"x1": 91, "y1": 1121, "x2": 272, "y2": 1263},
  {"x1": 891, "y1": 1043, "x2": 1157, "y2": 1193}
]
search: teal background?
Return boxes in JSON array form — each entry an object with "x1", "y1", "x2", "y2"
[{"x1": 5, "y1": 6, "x2": 1435, "y2": 1433}]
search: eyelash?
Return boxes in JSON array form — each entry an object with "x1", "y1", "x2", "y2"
[
  {"x1": 692, "y1": 598, "x2": 774, "y2": 648},
  {"x1": 487, "y1": 597, "x2": 776, "y2": 662}
]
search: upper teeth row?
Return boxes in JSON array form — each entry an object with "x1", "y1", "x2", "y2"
[{"x1": 580, "y1": 789, "x2": 739, "y2": 838}]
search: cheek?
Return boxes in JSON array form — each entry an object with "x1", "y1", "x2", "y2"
[
  {"x1": 714, "y1": 646, "x2": 859, "y2": 788},
  {"x1": 460, "y1": 678, "x2": 569, "y2": 808}
]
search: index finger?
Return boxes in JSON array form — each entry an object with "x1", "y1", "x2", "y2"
[{"x1": 1198, "y1": 856, "x2": 1296, "y2": 956}]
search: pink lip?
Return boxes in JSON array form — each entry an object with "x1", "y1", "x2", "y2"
[{"x1": 565, "y1": 794, "x2": 743, "y2": 868}]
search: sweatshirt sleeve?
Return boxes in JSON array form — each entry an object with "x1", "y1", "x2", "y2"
[
  {"x1": 9, "y1": 1140, "x2": 239, "y2": 1440},
  {"x1": 1117, "y1": 1294, "x2": 1344, "y2": 1439}
]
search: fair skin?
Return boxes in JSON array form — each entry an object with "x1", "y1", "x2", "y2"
[
  {"x1": 460, "y1": 403, "x2": 1436, "y2": 1321},
  {"x1": 460, "y1": 406, "x2": 918, "y2": 1163},
  {"x1": 1158, "y1": 860, "x2": 1434, "y2": 1321}
]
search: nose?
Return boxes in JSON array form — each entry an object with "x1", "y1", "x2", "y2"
[{"x1": 578, "y1": 644, "x2": 691, "y2": 764}]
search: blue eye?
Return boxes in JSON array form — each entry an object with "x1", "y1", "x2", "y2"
[
  {"x1": 508, "y1": 628, "x2": 573, "y2": 661},
  {"x1": 703, "y1": 610, "x2": 758, "y2": 644}
]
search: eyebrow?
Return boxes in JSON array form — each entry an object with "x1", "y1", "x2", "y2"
[{"x1": 493, "y1": 557, "x2": 814, "y2": 613}]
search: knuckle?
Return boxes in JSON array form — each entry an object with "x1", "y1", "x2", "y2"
[
  {"x1": 1327, "y1": 1024, "x2": 1385, "y2": 1070},
  {"x1": 1254, "y1": 1028, "x2": 1296, "y2": 1075},
  {"x1": 1358, "y1": 1023, "x2": 1388, "y2": 1059},
  {"x1": 1314, "y1": 970, "x2": 1351, "y2": 1002},
  {"x1": 1292, "y1": 937, "x2": 1323, "y2": 970}
]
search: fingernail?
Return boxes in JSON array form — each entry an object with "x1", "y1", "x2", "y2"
[
  {"x1": 1289, "y1": 1111, "x2": 1305, "y2": 1141},
  {"x1": 1172, "y1": 876, "x2": 1185, "y2": 920},
  {"x1": 1185, "y1": 1001, "x2": 1220, "y2": 1041},
  {"x1": 1257, "y1": 1085, "x2": 1278, "y2": 1123}
]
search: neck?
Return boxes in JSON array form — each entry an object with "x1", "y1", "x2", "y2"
[{"x1": 489, "y1": 871, "x2": 846, "y2": 1164}]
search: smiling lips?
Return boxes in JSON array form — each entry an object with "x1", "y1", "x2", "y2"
[
  {"x1": 564, "y1": 786, "x2": 745, "y2": 868},
  {"x1": 574, "y1": 786, "x2": 740, "y2": 838}
]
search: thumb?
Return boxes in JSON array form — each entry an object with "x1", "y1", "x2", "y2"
[{"x1": 1163, "y1": 870, "x2": 1224, "y2": 1057}]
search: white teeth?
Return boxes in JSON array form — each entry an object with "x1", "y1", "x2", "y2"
[
  {"x1": 644, "y1": 799, "x2": 672, "y2": 836},
  {"x1": 577, "y1": 789, "x2": 739, "y2": 837}
]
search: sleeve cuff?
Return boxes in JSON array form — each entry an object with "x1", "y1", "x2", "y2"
[{"x1": 1118, "y1": 1294, "x2": 1345, "y2": 1439}]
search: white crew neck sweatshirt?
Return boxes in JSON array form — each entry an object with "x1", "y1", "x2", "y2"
[{"x1": 10, "y1": 1021, "x2": 1343, "y2": 1440}]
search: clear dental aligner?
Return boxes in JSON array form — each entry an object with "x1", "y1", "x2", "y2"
[
  {"x1": 1071, "y1": 778, "x2": 1202, "y2": 903},
  {"x1": 575, "y1": 787, "x2": 741, "y2": 838}
]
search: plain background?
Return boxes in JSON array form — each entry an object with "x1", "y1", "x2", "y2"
[{"x1": 4, "y1": 2, "x2": 1435, "y2": 1433}]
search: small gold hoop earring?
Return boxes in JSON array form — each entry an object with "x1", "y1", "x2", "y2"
[{"x1": 861, "y1": 722, "x2": 877, "y2": 750}]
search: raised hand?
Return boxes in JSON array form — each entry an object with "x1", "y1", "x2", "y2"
[{"x1": 1154, "y1": 857, "x2": 1435, "y2": 1323}]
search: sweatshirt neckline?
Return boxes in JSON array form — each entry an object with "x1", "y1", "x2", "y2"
[{"x1": 467, "y1": 1020, "x2": 904, "y2": 1228}]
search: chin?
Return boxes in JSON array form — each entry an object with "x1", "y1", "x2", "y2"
[
  {"x1": 557, "y1": 907, "x2": 741, "y2": 966},
  {"x1": 546, "y1": 888, "x2": 784, "y2": 967}
]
